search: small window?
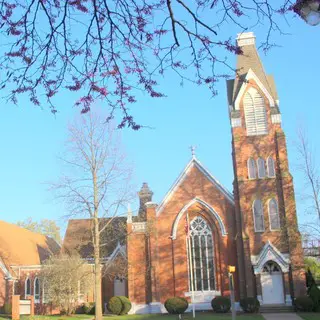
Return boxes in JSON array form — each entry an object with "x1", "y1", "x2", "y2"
[
  {"x1": 25, "y1": 278, "x2": 31, "y2": 297},
  {"x1": 267, "y1": 156, "x2": 276, "y2": 178},
  {"x1": 253, "y1": 199, "x2": 265, "y2": 232},
  {"x1": 34, "y1": 278, "x2": 40, "y2": 302},
  {"x1": 269, "y1": 198, "x2": 280, "y2": 230},
  {"x1": 247, "y1": 158, "x2": 256, "y2": 179},
  {"x1": 257, "y1": 158, "x2": 266, "y2": 178}
]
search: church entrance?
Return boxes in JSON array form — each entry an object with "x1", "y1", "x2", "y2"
[
  {"x1": 261, "y1": 261, "x2": 284, "y2": 305},
  {"x1": 114, "y1": 276, "x2": 126, "y2": 296}
]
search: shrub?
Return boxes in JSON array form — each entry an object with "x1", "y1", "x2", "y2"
[
  {"x1": 240, "y1": 297, "x2": 260, "y2": 313},
  {"x1": 118, "y1": 296, "x2": 132, "y2": 315},
  {"x1": 107, "y1": 296, "x2": 132, "y2": 315},
  {"x1": 309, "y1": 284, "x2": 320, "y2": 311},
  {"x1": 295, "y1": 296, "x2": 314, "y2": 312},
  {"x1": 4, "y1": 303, "x2": 12, "y2": 314},
  {"x1": 211, "y1": 296, "x2": 231, "y2": 313},
  {"x1": 83, "y1": 302, "x2": 95, "y2": 315},
  {"x1": 164, "y1": 297, "x2": 189, "y2": 314}
]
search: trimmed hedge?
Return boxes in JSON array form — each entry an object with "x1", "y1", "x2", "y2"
[
  {"x1": 240, "y1": 297, "x2": 260, "y2": 313},
  {"x1": 309, "y1": 284, "x2": 320, "y2": 311},
  {"x1": 211, "y1": 296, "x2": 231, "y2": 313},
  {"x1": 294, "y1": 296, "x2": 314, "y2": 312},
  {"x1": 164, "y1": 297, "x2": 189, "y2": 314},
  {"x1": 107, "y1": 296, "x2": 132, "y2": 315},
  {"x1": 83, "y1": 302, "x2": 95, "y2": 315}
]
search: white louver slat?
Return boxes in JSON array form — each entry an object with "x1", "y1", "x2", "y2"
[{"x1": 243, "y1": 89, "x2": 268, "y2": 136}]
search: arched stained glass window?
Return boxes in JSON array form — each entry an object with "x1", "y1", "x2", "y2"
[
  {"x1": 247, "y1": 158, "x2": 256, "y2": 179},
  {"x1": 244, "y1": 88, "x2": 268, "y2": 136},
  {"x1": 253, "y1": 199, "x2": 265, "y2": 232},
  {"x1": 34, "y1": 278, "x2": 40, "y2": 302},
  {"x1": 269, "y1": 198, "x2": 280, "y2": 230},
  {"x1": 25, "y1": 278, "x2": 31, "y2": 297},
  {"x1": 257, "y1": 158, "x2": 266, "y2": 178},
  {"x1": 267, "y1": 156, "x2": 276, "y2": 178},
  {"x1": 188, "y1": 216, "x2": 215, "y2": 291}
]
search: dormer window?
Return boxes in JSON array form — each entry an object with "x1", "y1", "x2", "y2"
[{"x1": 243, "y1": 87, "x2": 268, "y2": 136}]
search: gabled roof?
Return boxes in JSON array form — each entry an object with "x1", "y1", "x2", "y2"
[
  {"x1": 156, "y1": 157, "x2": 234, "y2": 215},
  {"x1": 0, "y1": 220, "x2": 60, "y2": 270}
]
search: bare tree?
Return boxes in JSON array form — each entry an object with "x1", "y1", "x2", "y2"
[
  {"x1": 0, "y1": 1, "x2": 303, "y2": 128},
  {"x1": 40, "y1": 253, "x2": 93, "y2": 315},
  {"x1": 53, "y1": 110, "x2": 133, "y2": 320}
]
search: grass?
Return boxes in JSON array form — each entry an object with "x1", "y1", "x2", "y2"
[
  {"x1": 298, "y1": 313, "x2": 320, "y2": 320},
  {"x1": 0, "y1": 313, "x2": 264, "y2": 320}
]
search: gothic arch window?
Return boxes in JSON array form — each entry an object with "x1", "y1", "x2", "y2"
[
  {"x1": 268, "y1": 198, "x2": 280, "y2": 230},
  {"x1": 247, "y1": 158, "x2": 257, "y2": 179},
  {"x1": 243, "y1": 88, "x2": 268, "y2": 136},
  {"x1": 267, "y1": 156, "x2": 276, "y2": 178},
  {"x1": 25, "y1": 278, "x2": 31, "y2": 297},
  {"x1": 257, "y1": 158, "x2": 266, "y2": 178},
  {"x1": 262, "y1": 261, "x2": 281, "y2": 273},
  {"x1": 253, "y1": 199, "x2": 265, "y2": 232},
  {"x1": 188, "y1": 216, "x2": 215, "y2": 291},
  {"x1": 34, "y1": 277, "x2": 40, "y2": 302}
]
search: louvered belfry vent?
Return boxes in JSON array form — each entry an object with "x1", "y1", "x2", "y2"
[{"x1": 243, "y1": 88, "x2": 268, "y2": 136}]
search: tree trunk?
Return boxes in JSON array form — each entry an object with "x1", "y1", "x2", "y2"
[{"x1": 94, "y1": 216, "x2": 103, "y2": 320}]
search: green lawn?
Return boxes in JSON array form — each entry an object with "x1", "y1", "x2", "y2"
[
  {"x1": 0, "y1": 313, "x2": 264, "y2": 320},
  {"x1": 298, "y1": 313, "x2": 320, "y2": 320}
]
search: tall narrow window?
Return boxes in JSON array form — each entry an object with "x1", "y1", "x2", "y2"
[
  {"x1": 244, "y1": 88, "x2": 268, "y2": 136},
  {"x1": 188, "y1": 216, "x2": 215, "y2": 291},
  {"x1": 257, "y1": 158, "x2": 266, "y2": 178},
  {"x1": 253, "y1": 199, "x2": 265, "y2": 232},
  {"x1": 25, "y1": 278, "x2": 31, "y2": 297},
  {"x1": 269, "y1": 198, "x2": 280, "y2": 230},
  {"x1": 34, "y1": 278, "x2": 40, "y2": 302},
  {"x1": 247, "y1": 158, "x2": 256, "y2": 179},
  {"x1": 267, "y1": 156, "x2": 276, "y2": 177}
]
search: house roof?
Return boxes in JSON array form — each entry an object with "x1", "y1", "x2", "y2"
[
  {"x1": 156, "y1": 156, "x2": 234, "y2": 215},
  {"x1": 227, "y1": 33, "x2": 278, "y2": 107},
  {"x1": 62, "y1": 218, "x2": 127, "y2": 260},
  {"x1": 0, "y1": 220, "x2": 60, "y2": 270}
]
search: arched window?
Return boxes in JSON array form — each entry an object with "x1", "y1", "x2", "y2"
[
  {"x1": 263, "y1": 261, "x2": 281, "y2": 273},
  {"x1": 247, "y1": 158, "x2": 256, "y2": 179},
  {"x1": 25, "y1": 278, "x2": 31, "y2": 297},
  {"x1": 188, "y1": 216, "x2": 215, "y2": 291},
  {"x1": 243, "y1": 88, "x2": 268, "y2": 136},
  {"x1": 267, "y1": 156, "x2": 276, "y2": 178},
  {"x1": 34, "y1": 278, "x2": 40, "y2": 302},
  {"x1": 269, "y1": 198, "x2": 280, "y2": 230},
  {"x1": 253, "y1": 199, "x2": 265, "y2": 232},
  {"x1": 257, "y1": 158, "x2": 266, "y2": 178}
]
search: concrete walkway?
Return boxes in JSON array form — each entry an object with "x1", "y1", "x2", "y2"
[{"x1": 263, "y1": 314, "x2": 303, "y2": 320}]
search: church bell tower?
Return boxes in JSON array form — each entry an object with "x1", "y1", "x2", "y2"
[{"x1": 227, "y1": 32, "x2": 305, "y2": 304}]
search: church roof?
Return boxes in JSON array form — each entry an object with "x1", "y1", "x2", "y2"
[
  {"x1": 156, "y1": 156, "x2": 234, "y2": 215},
  {"x1": 0, "y1": 220, "x2": 60, "y2": 271},
  {"x1": 227, "y1": 32, "x2": 278, "y2": 106}
]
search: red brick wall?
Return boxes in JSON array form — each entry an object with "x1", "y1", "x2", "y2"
[{"x1": 0, "y1": 269, "x2": 6, "y2": 309}]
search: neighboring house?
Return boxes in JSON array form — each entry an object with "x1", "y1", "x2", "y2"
[
  {"x1": 0, "y1": 220, "x2": 60, "y2": 313},
  {"x1": 63, "y1": 32, "x2": 307, "y2": 314}
]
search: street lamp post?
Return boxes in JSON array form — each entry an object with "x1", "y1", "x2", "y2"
[
  {"x1": 228, "y1": 266, "x2": 236, "y2": 320},
  {"x1": 294, "y1": 0, "x2": 320, "y2": 26}
]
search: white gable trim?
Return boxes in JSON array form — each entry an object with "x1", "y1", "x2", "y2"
[
  {"x1": 156, "y1": 157, "x2": 234, "y2": 216},
  {"x1": 105, "y1": 242, "x2": 126, "y2": 266},
  {"x1": 171, "y1": 197, "x2": 228, "y2": 239},
  {"x1": 251, "y1": 241, "x2": 290, "y2": 274},
  {"x1": 0, "y1": 258, "x2": 13, "y2": 279},
  {"x1": 234, "y1": 69, "x2": 275, "y2": 111}
]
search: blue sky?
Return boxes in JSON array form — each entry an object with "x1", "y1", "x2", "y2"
[{"x1": 0, "y1": 14, "x2": 319, "y2": 236}]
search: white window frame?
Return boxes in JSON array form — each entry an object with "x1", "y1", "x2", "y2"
[
  {"x1": 267, "y1": 156, "x2": 276, "y2": 178},
  {"x1": 25, "y1": 277, "x2": 31, "y2": 297},
  {"x1": 257, "y1": 158, "x2": 266, "y2": 179},
  {"x1": 268, "y1": 198, "x2": 281, "y2": 231},
  {"x1": 253, "y1": 199, "x2": 265, "y2": 232},
  {"x1": 247, "y1": 158, "x2": 257, "y2": 180},
  {"x1": 34, "y1": 277, "x2": 40, "y2": 303}
]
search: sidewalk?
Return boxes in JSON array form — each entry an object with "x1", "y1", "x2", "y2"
[{"x1": 263, "y1": 314, "x2": 303, "y2": 320}]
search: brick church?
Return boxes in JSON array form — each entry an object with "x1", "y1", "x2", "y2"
[
  {"x1": 124, "y1": 32, "x2": 306, "y2": 313},
  {"x1": 0, "y1": 32, "x2": 306, "y2": 315}
]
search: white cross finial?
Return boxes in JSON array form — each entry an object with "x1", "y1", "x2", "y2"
[{"x1": 190, "y1": 145, "x2": 197, "y2": 158}]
